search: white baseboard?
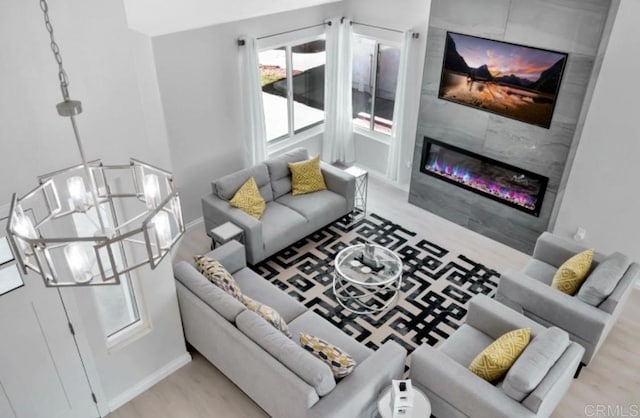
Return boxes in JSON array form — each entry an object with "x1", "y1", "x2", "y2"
[
  {"x1": 185, "y1": 216, "x2": 204, "y2": 231},
  {"x1": 108, "y1": 352, "x2": 192, "y2": 412}
]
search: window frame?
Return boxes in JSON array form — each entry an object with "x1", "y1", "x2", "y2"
[
  {"x1": 258, "y1": 32, "x2": 327, "y2": 147},
  {"x1": 351, "y1": 32, "x2": 403, "y2": 142}
]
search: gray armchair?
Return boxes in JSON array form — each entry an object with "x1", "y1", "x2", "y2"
[
  {"x1": 410, "y1": 295, "x2": 584, "y2": 418},
  {"x1": 496, "y1": 232, "x2": 639, "y2": 368}
]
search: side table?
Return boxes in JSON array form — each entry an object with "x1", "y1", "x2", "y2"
[
  {"x1": 344, "y1": 166, "x2": 368, "y2": 220},
  {"x1": 377, "y1": 386, "x2": 431, "y2": 418},
  {"x1": 209, "y1": 221, "x2": 243, "y2": 250}
]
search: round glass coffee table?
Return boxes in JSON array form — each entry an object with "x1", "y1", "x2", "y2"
[
  {"x1": 333, "y1": 243, "x2": 403, "y2": 314},
  {"x1": 377, "y1": 386, "x2": 431, "y2": 418}
]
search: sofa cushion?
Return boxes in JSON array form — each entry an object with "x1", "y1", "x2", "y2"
[
  {"x1": 229, "y1": 177, "x2": 266, "y2": 219},
  {"x1": 300, "y1": 332, "x2": 357, "y2": 378},
  {"x1": 261, "y1": 202, "x2": 308, "y2": 255},
  {"x1": 233, "y1": 268, "x2": 307, "y2": 323},
  {"x1": 276, "y1": 190, "x2": 348, "y2": 230},
  {"x1": 439, "y1": 324, "x2": 494, "y2": 367},
  {"x1": 577, "y1": 252, "x2": 630, "y2": 306},
  {"x1": 502, "y1": 327, "x2": 570, "y2": 401},
  {"x1": 173, "y1": 262, "x2": 246, "y2": 322},
  {"x1": 241, "y1": 294, "x2": 292, "y2": 338},
  {"x1": 288, "y1": 310, "x2": 373, "y2": 365},
  {"x1": 469, "y1": 328, "x2": 531, "y2": 382},
  {"x1": 289, "y1": 155, "x2": 327, "y2": 196},
  {"x1": 214, "y1": 164, "x2": 273, "y2": 203},
  {"x1": 266, "y1": 148, "x2": 309, "y2": 199},
  {"x1": 522, "y1": 260, "x2": 558, "y2": 285},
  {"x1": 236, "y1": 310, "x2": 336, "y2": 396},
  {"x1": 551, "y1": 249, "x2": 594, "y2": 295},
  {"x1": 194, "y1": 255, "x2": 243, "y2": 301}
]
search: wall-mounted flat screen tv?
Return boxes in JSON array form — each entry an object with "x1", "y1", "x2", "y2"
[{"x1": 438, "y1": 32, "x2": 568, "y2": 129}]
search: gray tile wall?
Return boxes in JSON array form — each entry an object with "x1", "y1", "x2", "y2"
[{"x1": 409, "y1": 0, "x2": 611, "y2": 253}]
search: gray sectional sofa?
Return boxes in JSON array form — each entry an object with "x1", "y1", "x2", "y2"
[
  {"x1": 201, "y1": 148, "x2": 356, "y2": 265},
  {"x1": 174, "y1": 240, "x2": 407, "y2": 418}
]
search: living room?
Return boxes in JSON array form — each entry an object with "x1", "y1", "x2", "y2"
[{"x1": 1, "y1": 0, "x2": 638, "y2": 417}]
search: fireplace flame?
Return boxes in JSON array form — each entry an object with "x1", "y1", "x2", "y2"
[{"x1": 426, "y1": 158, "x2": 537, "y2": 210}]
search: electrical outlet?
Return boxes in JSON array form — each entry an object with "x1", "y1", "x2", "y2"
[{"x1": 573, "y1": 227, "x2": 586, "y2": 241}]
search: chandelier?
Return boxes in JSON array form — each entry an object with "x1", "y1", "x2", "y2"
[{"x1": 5, "y1": 0, "x2": 185, "y2": 287}]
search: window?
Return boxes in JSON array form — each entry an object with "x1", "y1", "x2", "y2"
[
  {"x1": 0, "y1": 216, "x2": 23, "y2": 296},
  {"x1": 259, "y1": 37, "x2": 326, "y2": 142},
  {"x1": 352, "y1": 35, "x2": 401, "y2": 135},
  {"x1": 72, "y1": 202, "x2": 147, "y2": 347}
]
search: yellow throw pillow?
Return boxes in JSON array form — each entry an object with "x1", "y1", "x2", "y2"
[
  {"x1": 299, "y1": 332, "x2": 356, "y2": 378},
  {"x1": 241, "y1": 295, "x2": 292, "y2": 338},
  {"x1": 288, "y1": 155, "x2": 327, "y2": 196},
  {"x1": 469, "y1": 328, "x2": 531, "y2": 382},
  {"x1": 229, "y1": 177, "x2": 265, "y2": 219},
  {"x1": 551, "y1": 249, "x2": 594, "y2": 295}
]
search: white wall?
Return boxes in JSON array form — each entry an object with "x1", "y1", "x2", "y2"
[
  {"x1": 345, "y1": 0, "x2": 431, "y2": 184},
  {"x1": 123, "y1": 0, "x2": 340, "y2": 36},
  {"x1": 1, "y1": 0, "x2": 187, "y2": 412},
  {"x1": 553, "y1": 0, "x2": 640, "y2": 261},
  {"x1": 151, "y1": 3, "x2": 342, "y2": 223}
]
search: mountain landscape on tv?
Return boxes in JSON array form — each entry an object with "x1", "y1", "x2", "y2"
[{"x1": 439, "y1": 32, "x2": 567, "y2": 128}]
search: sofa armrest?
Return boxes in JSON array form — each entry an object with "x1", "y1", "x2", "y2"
[
  {"x1": 204, "y1": 240, "x2": 247, "y2": 274},
  {"x1": 320, "y1": 162, "x2": 355, "y2": 212},
  {"x1": 308, "y1": 340, "x2": 406, "y2": 418},
  {"x1": 466, "y1": 295, "x2": 545, "y2": 339},
  {"x1": 201, "y1": 193, "x2": 263, "y2": 264},
  {"x1": 497, "y1": 271, "x2": 610, "y2": 343},
  {"x1": 410, "y1": 345, "x2": 535, "y2": 418}
]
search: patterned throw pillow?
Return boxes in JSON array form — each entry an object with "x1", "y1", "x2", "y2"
[
  {"x1": 299, "y1": 332, "x2": 356, "y2": 378},
  {"x1": 193, "y1": 255, "x2": 242, "y2": 301},
  {"x1": 229, "y1": 176, "x2": 265, "y2": 219},
  {"x1": 241, "y1": 295, "x2": 292, "y2": 338},
  {"x1": 288, "y1": 155, "x2": 327, "y2": 196},
  {"x1": 551, "y1": 249, "x2": 594, "y2": 295},
  {"x1": 469, "y1": 328, "x2": 531, "y2": 382}
]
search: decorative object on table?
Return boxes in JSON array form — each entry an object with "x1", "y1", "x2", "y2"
[
  {"x1": 209, "y1": 221, "x2": 244, "y2": 249},
  {"x1": 391, "y1": 379, "x2": 414, "y2": 410},
  {"x1": 344, "y1": 166, "x2": 368, "y2": 220},
  {"x1": 439, "y1": 31, "x2": 568, "y2": 129},
  {"x1": 358, "y1": 242, "x2": 384, "y2": 272},
  {"x1": 377, "y1": 384, "x2": 431, "y2": 418},
  {"x1": 333, "y1": 243, "x2": 403, "y2": 315},
  {"x1": 253, "y1": 212, "x2": 501, "y2": 372},
  {"x1": 4, "y1": 0, "x2": 184, "y2": 287}
]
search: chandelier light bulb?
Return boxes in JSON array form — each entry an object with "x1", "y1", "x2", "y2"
[
  {"x1": 67, "y1": 176, "x2": 89, "y2": 211},
  {"x1": 64, "y1": 243, "x2": 94, "y2": 283},
  {"x1": 144, "y1": 174, "x2": 161, "y2": 209},
  {"x1": 13, "y1": 207, "x2": 38, "y2": 255},
  {"x1": 153, "y1": 211, "x2": 172, "y2": 249}
]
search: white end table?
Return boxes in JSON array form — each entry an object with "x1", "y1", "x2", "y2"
[
  {"x1": 209, "y1": 221, "x2": 243, "y2": 249},
  {"x1": 377, "y1": 386, "x2": 431, "y2": 418}
]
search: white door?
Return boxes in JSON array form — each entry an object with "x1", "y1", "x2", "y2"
[{"x1": 0, "y1": 234, "x2": 100, "y2": 418}]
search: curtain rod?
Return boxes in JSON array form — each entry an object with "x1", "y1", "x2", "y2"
[
  {"x1": 351, "y1": 20, "x2": 420, "y2": 39},
  {"x1": 238, "y1": 22, "x2": 330, "y2": 46}
]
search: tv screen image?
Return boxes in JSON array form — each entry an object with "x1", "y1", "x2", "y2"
[{"x1": 438, "y1": 32, "x2": 568, "y2": 129}]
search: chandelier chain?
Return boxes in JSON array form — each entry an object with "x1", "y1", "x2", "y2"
[{"x1": 39, "y1": 0, "x2": 70, "y2": 101}]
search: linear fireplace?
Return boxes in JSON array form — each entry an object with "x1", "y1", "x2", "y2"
[{"x1": 420, "y1": 138, "x2": 548, "y2": 216}]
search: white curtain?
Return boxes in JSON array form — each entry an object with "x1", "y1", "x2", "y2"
[
  {"x1": 386, "y1": 31, "x2": 417, "y2": 182},
  {"x1": 323, "y1": 18, "x2": 355, "y2": 163},
  {"x1": 240, "y1": 36, "x2": 268, "y2": 167}
]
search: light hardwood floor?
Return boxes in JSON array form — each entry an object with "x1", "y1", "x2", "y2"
[{"x1": 111, "y1": 175, "x2": 640, "y2": 418}]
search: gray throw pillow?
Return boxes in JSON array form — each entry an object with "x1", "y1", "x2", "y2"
[
  {"x1": 577, "y1": 252, "x2": 630, "y2": 306},
  {"x1": 502, "y1": 327, "x2": 569, "y2": 401}
]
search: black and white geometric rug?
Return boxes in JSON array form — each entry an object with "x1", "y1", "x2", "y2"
[{"x1": 253, "y1": 213, "x2": 500, "y2": 365}]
